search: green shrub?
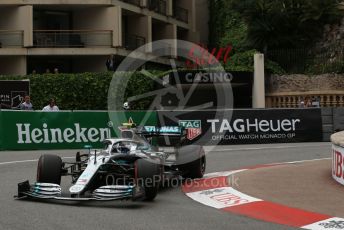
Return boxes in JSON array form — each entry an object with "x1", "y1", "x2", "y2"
[{"x1": 0, "y1": 71, "x2": 162, "y2": 111}]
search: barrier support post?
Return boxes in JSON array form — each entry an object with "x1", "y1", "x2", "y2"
[{"x1": 253, "y1": 53, "x2": 265, "y2": 108}]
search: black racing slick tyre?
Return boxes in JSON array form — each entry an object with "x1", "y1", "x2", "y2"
[
  {"x1": 177, "y1": 145, "x2": 206, "y2": 179},
  {"x1": 36, "y1": 154, "x2": 62, "y2": 185},
  {"x1": 135, "y1": 159, "x2": 161, "y2": 201}
]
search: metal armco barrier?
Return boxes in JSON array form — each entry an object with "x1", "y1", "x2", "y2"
[{"x1": 0, "y1": 108, "x2": 323, "y2": 150}]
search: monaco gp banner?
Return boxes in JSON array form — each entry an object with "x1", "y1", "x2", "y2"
[
  {"x1": 332, "y1": 144, "x2": 344, "y2": 186},
  {"x1": 158, "y1": 108, "x2": 323, "y2": 145},
  {"x1": 0, "y1": 111, "x2": 156, "y2": 150}
]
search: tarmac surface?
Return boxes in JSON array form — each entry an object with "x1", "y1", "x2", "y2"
[
  {"x1": 0, "y1": 142, "x2": 332, "y2": 230},
  {"x1": 234, "y1": 159, "x2": 344, "y2": 218}
]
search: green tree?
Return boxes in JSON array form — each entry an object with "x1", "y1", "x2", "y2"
[
  {"x1": 208, "y1": 0, "x2": 248, "y2": 51},
  {"x1": 233, "y1": 0, "x2": 342, "y2": 51}
]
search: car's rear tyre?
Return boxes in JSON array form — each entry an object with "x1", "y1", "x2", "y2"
[
  {"x1": 36, "y1": 154, "x2": 62, "y2": 185},
  {"x1": 135, "y1": 158, "x2": 161, "y2": 201},
  {"x1": 177, "y1": 145, "x2": 206, "y2": 179}
]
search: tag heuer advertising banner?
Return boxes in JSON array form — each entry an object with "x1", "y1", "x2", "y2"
[
  {"x1": 157, "y1": 109, "x2": 323, "y2": 145},
  {"x1": 0, "y1": 80, "x2": 30, "y2": 109},
  {"x1": 0, "y1": 111, "x2": 156, "y2": 150}
]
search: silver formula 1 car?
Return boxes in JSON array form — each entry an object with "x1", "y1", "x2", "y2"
[{"x1": 16, "y1": 125, "x2": 206, "y2": 202}]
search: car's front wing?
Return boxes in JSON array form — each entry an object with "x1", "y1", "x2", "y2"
[{"x1": 15, "y1": 181, "x2": 145, "y2": 201}]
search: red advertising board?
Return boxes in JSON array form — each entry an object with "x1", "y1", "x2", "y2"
[{"x1": 332, "y1": 144, "x2": 344, "y2": 186}]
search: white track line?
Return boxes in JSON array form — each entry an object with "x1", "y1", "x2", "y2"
[
  {"x1": 282, "y1": 157, "x2": 331, "y2": 164},
  {"x1": 0, "y1": 157, "x2": 74, "y2": 166},
  {"x1": 210, "y1": 144, "x2": 331, "y2": 152}
]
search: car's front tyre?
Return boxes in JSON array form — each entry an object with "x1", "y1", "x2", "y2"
[
  {"x1": 135, "y1": 158, "x2": 161, "y2": 201},
  {"x1": 177, "y1": 145, "x2": 206, "y2": 179},
  {"x1": 36, "y1": 154, "x2": 62, "y2": 185}
]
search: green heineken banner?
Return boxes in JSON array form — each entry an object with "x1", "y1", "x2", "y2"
[{"x1": 0, "y1": 111, "x2": 157, "y2": 150}]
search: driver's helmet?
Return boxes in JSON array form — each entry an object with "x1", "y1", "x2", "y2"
[
  {"x1": 118, "y1": 142, "x2": 131, "y2": 154},
  {"x1": 123, "y1": 102, "x2": 130, "y2": 110}
]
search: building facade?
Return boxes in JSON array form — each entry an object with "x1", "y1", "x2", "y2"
[{"x1": 0, "y1": 0, "x2": 208, "y2": 75}]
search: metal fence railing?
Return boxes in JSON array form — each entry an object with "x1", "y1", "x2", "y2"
[
  {"x1": 33, "y1": 30, "x2": 112, "y2": 48},
  {"x1": 174, "y1": 6, "x2": 188, "y2": 23},
  {"x1": 148, "y1": 0, "x2": 167, "y2": 15},
  {"x1": 124, "y1": 35, "x2": 146, "y2": 50},
  {"x1": 122, "y1": 0, "x2": 141, "y2": 6},
  {"x1": 267, "y1": 45, "x2": 344, "y2": 74},
  {"x1": 0, "y1": 30, "x2": 23, "y2": 47}
]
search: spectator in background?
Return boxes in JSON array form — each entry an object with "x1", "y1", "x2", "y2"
[
  {"x1": 304, "y1": 96, "x2": 312, "y2": 108},
  {"x1": 312, "y1": 96, "x2": 321, "y2": 108},
  {"x1": 19, "y1": 95, "x2": 33, "y2": 110},
  {"x1": 54, "y1": 68, "x2": 59, "y2": 74},
  {"x1": 299, "y1": 97, "x2": 305, "y2": 108},
  {"x1": 106, "y1": 54, "x2": 115, "y2": 71},
  {"x1": 45, "y1": 68, "x2": 51, "y2": 74},
  {"x1": 42, "y1": 98, "x2": 59, "y2": 112}
]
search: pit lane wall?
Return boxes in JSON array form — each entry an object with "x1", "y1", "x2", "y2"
[
  {"x1": 0, "y1": 108, "x2": 323, "y2": 151},
  {"x1": 331, "y1": 132, "x2": 344, "y2": 186}
]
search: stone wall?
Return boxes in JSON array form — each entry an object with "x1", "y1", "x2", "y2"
[
  {"x1": 316, "y1": 18, "x2": 344, "y2": 51},
  {"x1": 267, "y1": 74, "x2": 344, "y2": 94},
  {"x1": 312, "y1": 17, "x2": 344, "y2": 65},
  {"x1": 266, "y1": 17, "x2": 344, "y2": 94}
]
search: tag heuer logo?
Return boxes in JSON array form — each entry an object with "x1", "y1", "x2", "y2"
[{"x1": 179, "y1": 120, "x2": 202, "y2": 140}]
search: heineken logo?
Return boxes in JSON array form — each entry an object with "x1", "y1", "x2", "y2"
[
  {"x1": 179, "y1": 120, "x2": 202, "y2": 140},
  {"x1": 16, "y1": 123, "x2": 111, "y2": 144}
]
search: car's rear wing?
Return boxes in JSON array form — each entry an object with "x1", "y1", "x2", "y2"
[
  {"x1": 138, "y1": 126, "x2": 187, "y2": 147},
  {"x1": 119, "y1": 125, "x2": 187, "y2": 146},
  {"x1": 137, "y1": 126, "x2": 186, "y2": 137}
]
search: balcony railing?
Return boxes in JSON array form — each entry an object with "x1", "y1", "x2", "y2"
[
  {"x1": 122, "y1": 0, "x2": 141, "y2": 6},
  {"x1": 174, "y1": 6, "x2": 188, "y2": 23},
  {"x1": 0, "y1": 30, "x2": 23, "y2": 47},
  {"x1": 33, "y1": 30, "x2": 112, "y2": 48},
  {"x1": 266, "y1": 91, "x2": 344, "y2": 108},
  {"x1": 148, "y1": 0, "x2": 167, "y2": 15},
  {"x1": 125, "y1": 35, "x2": 146, "y2": 50}
]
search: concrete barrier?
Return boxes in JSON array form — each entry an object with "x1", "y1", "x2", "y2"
[{"x1": 331, "y1": 132, "x2": 344, "y2": 186}]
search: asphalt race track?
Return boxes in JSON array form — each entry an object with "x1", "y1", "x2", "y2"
[{"x1": 0, "y1": 142, "x2": 331, "y2": 230}]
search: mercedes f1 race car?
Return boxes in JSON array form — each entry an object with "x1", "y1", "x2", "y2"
[{"x1": 15, "y1": 125, "x2": 206, "y2": 202}]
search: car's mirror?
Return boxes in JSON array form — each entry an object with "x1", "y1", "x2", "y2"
[
  {"x1": 138, "y1": 145, "x2": 150, "y2": 151},
  {"x1": 84, "y1": 145, "x2": 93, "y2": 149}
]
